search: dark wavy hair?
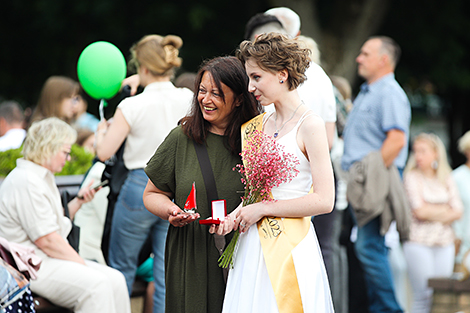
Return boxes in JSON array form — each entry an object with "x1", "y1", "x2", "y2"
[{"x1": 181, "y1": 56, "x2": 262, "y2": 155}]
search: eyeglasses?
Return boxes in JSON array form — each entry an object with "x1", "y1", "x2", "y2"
[{"x1": 62, "y1": 150, "x2": 71, "y2": 159}]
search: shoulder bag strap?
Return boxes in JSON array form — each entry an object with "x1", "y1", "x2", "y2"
[
  {"x1": 193, "y1": 142, "x2": 219, "y2": 201},
  {"x1": 193, "y1": 141, "x2": 228, "y2": 283}
]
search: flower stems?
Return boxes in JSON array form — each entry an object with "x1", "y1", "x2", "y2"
[{"x1": 218, "y1": 230, "x2": 240, "y2": 269}]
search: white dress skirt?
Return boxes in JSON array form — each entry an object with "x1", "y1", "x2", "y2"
[{"x1": 222, "y1": 112, "x2": 334, "y2": 313}]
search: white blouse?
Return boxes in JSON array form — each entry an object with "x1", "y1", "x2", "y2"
[
  {"x1": 404, "y1": 170, "x2": 463, "y2": 246},
  {"x1": 119, "y1": 81, "x2": 193, "y2": 170}
]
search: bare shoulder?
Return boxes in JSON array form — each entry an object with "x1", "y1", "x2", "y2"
[
  {"x1": 299, "y1": 112, "x2": 326, "y2": 135},
  {"x1": 296, "y1": 111, "x2": 328, "y2": 158}
]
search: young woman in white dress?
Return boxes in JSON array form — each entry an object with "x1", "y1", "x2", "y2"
[{"x1": 210, "y1": 33, "x2": 335, "y2": 313}]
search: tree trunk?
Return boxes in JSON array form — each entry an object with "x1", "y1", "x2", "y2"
[{"x1": 268, "y1": 0, "x2": 392, "y2": 86}]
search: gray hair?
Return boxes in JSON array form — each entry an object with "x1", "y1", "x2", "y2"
[
  {"x1": 0, "y1": 101, "x2": 24, "y2": 124},
  {"x1": 369, "y1": 36, "x2": 401, "y2": 68},
  {"x1": 23, "y1": 117, "x2": 77, "y2": 165}
]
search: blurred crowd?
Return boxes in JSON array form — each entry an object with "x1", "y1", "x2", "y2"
[{"x1": 1, "y1": 6, "x2": 469, "y2": 313}]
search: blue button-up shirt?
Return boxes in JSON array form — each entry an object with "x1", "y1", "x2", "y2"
[{"x1": 341, "y1": 73, "x2": 411, "y2": 171}]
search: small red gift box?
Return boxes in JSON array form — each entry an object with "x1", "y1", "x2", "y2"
[{"x1": 199, "y1": 199, "x2": 226, "y2": 225}]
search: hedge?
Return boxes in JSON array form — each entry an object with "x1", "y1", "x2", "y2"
[{"x1": 0, "y1": 145, "x2": 94, "y2": 177}]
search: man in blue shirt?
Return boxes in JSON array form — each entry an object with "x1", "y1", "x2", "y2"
[{"x1": 342, "y1": 36, "x2": 411, "y2": 313}]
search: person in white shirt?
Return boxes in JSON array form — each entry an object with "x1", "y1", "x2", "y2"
[
  {"x1": 0, "y1": 101, "x2": 26, "y2": 152},
  {"x1": 246, "y1": 9, "x2": 336, "y2": 149},
  {"x1": 95, "y1": 33, "x2": 192, "y2": 313}
]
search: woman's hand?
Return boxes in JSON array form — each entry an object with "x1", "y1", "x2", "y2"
[
  {"x1": 234, "y1": 202, "x2": 266, "y2": 234},
  {"x1": 68, "y1": 180, "x2": 99, "y2": 220},
  {"x1": 76, "y1": 180, "x2": 98, "y2": 204},
  {"x1": 168, "y1": 207, "x2": 200, "y2": 227},
  {"x1": 209, "y1": 212, "x2": 236, "y2": 236},
  {"x1": 96, "y1": 118, "x2": 109, "y2": 134}
]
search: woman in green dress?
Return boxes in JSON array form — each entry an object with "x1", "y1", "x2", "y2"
[{"x1": 143, "y1": 56, "x2": 262, "y2": 313}]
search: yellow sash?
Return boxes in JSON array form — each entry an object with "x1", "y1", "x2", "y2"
[{"x1": 241, "y1": 114, "x2": 310, "y2": 313}]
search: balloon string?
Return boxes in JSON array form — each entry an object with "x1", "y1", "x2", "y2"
[{"x1": 99, "y1": 99, "x2": 106, "y2": 120}]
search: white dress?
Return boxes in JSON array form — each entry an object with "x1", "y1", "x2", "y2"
[{"x1": 222, "y1": 111, "x2": 334, "y2": 313}]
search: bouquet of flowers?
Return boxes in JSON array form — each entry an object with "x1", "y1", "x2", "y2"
[{"x1": 218, "y1": 129, "x2": 300, "y2": 269}]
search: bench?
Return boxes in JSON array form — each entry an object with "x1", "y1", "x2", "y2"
[{"x1": 429, "y1": 275, "x2": 470, "y2": 313}]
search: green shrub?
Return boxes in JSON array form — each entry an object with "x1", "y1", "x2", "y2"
[
  {"x1": 0, "y1": 147, "x2": 22, "y2": 177},
  {"x1": 0, "y1": 145, "x2": 94, "y2": 177}
]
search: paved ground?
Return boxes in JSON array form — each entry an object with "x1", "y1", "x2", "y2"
[{"x1": 131, "y1": 296, "x2": 144, "y2": 313}]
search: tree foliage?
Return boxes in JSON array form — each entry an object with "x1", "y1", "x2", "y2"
[{"x1": 2, "y1": 0, "x2": 469, "y2": 104}]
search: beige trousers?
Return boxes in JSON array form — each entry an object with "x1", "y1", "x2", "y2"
[{"x1": 31, "y1": 259, "x2": 130, "y2": 313}]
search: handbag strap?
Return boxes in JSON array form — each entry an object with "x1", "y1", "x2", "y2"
[
  {"x1": 193, "y1": 141, "x2": 228, "y2": 282},
  {"x1": 193, "y1": 142, "x2": 219, "y2": 202}
]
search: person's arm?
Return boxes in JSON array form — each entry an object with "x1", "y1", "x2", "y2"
[
  {"x1": 143, "y1": 179, "x2": 199, "y2": 227},
  {"x1": 381, "y1": 129, "x2": 406, "y2": 167},
  {"x1": 405, "y1": 172, "x2": 462, "y2": 224},
  {"x1": 35, "y1": 232, "x2": 85, "y2": 265},
  {"x1": 231, "y1": 114, "x2": 335, "y2": 232},
  {"x1": 121, "y1": 74, "x2": 140, "y2": 96},
  {"x1": 325, "y1": 122, "x2": 335, "y2": 151},
  {"x1": 413, "y1": 203, "x2": 457, "y2": 222},
  {"x1": 95, "y1": 108, "x2": 130, "y2": 162}
]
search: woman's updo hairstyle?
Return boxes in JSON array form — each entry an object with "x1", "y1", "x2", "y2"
[
  {"x1": 236, "y1": 32, "x2": 311, "y2": 91},
  {"x1": 129, "y1": 34, "x2": 183, "y2": 77}
]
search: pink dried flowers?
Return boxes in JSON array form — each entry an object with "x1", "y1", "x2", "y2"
[{"x1": 218, "y1": 130, "x2": 300, "y2": 269}]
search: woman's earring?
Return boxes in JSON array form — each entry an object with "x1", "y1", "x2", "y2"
[
  {"x1": 280, "y1": 80, "x2": 284, "y2": 84},
  {"x1": 432, "y1": 160, "x2": 438, "y2": 170}
]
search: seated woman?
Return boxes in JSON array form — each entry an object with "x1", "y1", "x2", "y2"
[{"x1": 0, "y1": 117, "x2": 130, "y2": 313}]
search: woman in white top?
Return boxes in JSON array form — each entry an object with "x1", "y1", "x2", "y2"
[{"x1": 95, "y1": 34, "x2": 192, "y2": 313}]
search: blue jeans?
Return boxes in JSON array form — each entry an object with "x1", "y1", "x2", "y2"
[
  {"x1": 108, "y1": 169, "x2": 169, "y2": 313},
  {"x1": 355, "y1": 216, "x2": 403, "y2": 313}
]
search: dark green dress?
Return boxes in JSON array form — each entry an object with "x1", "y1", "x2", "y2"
[{"x1": 145, "y1": 126, "x2": 244, "y2": 313}]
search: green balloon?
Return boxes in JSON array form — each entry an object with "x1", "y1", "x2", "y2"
[{"x1": 77, "y1": 41, "x2": 126, "y2": 100}]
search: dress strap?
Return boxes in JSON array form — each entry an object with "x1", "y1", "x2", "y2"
[
  {"x1": 263, "y1": 112, "x2": 275, "y2": 127},
  {"x1": 291, "y1": 110, "x2": 315, "y2": 134},
  {"x1": 297, "y1": 110, "x2": 315, "y2": 126}
]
